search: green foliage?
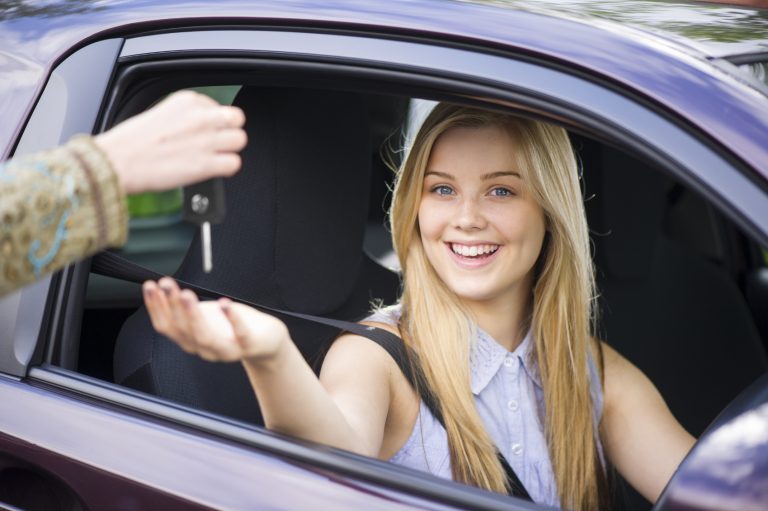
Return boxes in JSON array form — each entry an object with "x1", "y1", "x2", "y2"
[
  {"x1": 467, "y1": 0, "x2": 768, "y2": 44},
  {"x1": 0, "y1": 0, "x2": 104, "y2": 21},
  {"x1": 128, "y1": 189, "x2": 182, "y2": 218}
]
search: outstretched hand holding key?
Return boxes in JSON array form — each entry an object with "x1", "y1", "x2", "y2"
[{"x1": 0, "y1": 90, "x2": 246, "y2": 297}]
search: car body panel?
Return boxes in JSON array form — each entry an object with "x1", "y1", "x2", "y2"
[
  {"x1": 659, "y1": 400, "x2": 768, "y2": 511},
  {"x1": 0, "y1": 37, "x2": 121, "y2": 377},
  {"x1": 0, "y1": 374, "x2": 476, "y2": 510},
  {"x1": 0, "y1": 1, "x2": 767, "y2": 510},
  {"x1": 0, "y1": 0, "x2": 767, "y2": 180}
]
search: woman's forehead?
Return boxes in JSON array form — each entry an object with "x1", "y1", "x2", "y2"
[{"x1": 426, "y1": 124, "x2": 520, "y2": 176}]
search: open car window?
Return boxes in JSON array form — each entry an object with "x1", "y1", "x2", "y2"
[{"x1": 4, "y1": 26, "x2": 767, "y2": 511}]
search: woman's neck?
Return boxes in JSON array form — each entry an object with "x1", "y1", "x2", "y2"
[{"x1": 463, "y1": 288, "x2": 532, "y2": 352}]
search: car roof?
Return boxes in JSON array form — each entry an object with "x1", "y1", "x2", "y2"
[
  {"x1": 471, "y1": 0, "x2": 768, "y2": 60},
  {"x1": 1, "y1": 0, "x2": 767, "y2": 178},
  {"x1": 3, "y1": 0, "x2": 764, "y2": 62}
]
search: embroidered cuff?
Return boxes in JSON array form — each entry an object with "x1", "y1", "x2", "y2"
[{"x1": 67, "y1": 135, "x2": 128, "y2": 249}]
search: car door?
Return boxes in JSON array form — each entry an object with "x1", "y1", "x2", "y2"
[
  {"x1": 1, "y1": 16, "x2": 767, "y2": 511},
  {"x1": 0, "y1": 25, "x2": 545, "y2": 511}
]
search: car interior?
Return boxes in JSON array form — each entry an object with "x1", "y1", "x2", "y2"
[{"x1": 53, "y1": 69, "x2": 768, "y2": 509}]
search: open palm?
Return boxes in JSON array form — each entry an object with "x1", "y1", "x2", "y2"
[{"x1": 143, "y1": 278, "x2": 289, "y2": 363}]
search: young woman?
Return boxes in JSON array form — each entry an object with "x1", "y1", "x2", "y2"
[{"x1": 143, "y1": 103, "x2": 694, "y2": 510}]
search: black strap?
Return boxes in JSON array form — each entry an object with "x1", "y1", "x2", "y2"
[
  {"x1": 356, "y1": 323, "x2": 532, "y2": 501},
  {"x1": 91, "y1": 251, "x2": 533, "y2": 501}
]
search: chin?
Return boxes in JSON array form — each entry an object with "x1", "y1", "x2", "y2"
[{"x1": 446, "y1": 282, "x2": 504, "y2": 304}]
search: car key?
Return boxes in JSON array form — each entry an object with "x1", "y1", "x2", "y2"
[{"x1": 182, "y1": 178, "x2": 226, "y2": 273}]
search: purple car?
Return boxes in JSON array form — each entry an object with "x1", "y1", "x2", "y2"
[{"x1": 1, "y1": 0, "x2": 767, "y2": 509}]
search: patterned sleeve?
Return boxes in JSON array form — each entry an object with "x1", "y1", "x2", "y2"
[{"x1": 0, "y1": 135, "x2": 128, "y2": 297}]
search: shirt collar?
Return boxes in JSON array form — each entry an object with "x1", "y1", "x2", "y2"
[{"x1": 469, "y1": 327, "x2": 542, "y2": 395}]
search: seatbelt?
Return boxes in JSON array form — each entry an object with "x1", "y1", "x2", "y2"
[{"x1": 91, "y1": 250, "x2": 533, "y2": 501}]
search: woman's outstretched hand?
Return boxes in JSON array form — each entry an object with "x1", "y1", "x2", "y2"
[
  {"x1": 143, "y1": 279, "x2": 392, "y2": 458},
  {"x1": 143, "y1": 278, "x2": 290, "y2": 364}
]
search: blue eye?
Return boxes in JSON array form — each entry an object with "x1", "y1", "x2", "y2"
[
  {"x1": 490, "y1": 187, "x2": 514, "y2": 197},
  {"x1": 432, "y1": 185, "x2": 454, "y2": 196}
]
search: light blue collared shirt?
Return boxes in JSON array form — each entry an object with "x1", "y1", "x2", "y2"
[{"x1": 367, "y1": 305, "x2": 604, "y2": 507}]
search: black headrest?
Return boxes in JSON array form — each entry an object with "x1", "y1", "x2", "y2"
[
  {"x1": 175, "y1": 87, "x2": 372, "y2": 314},
  {"x1": 593, "y1": 146, "x2": 672, "y2": 280}
]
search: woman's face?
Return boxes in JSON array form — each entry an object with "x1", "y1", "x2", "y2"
[{"x1": 418, "y1": 124, "x2": 546, "y2": 309}]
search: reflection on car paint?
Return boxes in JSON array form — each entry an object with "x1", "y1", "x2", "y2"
[{"x1": 664, "y1": 401, "x2": 768, "y2": 511}]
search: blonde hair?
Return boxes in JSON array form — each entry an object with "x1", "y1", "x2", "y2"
[{"x1": 389, "y1": 104, "x2": 608, "y2": 510}]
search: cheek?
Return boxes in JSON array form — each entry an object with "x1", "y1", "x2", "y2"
[
  {"x1": 417, "y1": 200, "x2": 441, "y2": 241},
  {"x1": 524, "y1": 209, "x2": 548, "y2": 257},
  {"x1": 495, "y1": 204, "x2": 546, "y2": 245}
]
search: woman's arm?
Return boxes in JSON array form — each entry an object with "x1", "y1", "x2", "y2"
[
  {"x1": 600, "y1": 342, "x2": 695, "y2": 503},
  {"x1": 143, "y1": 278, "x2": 395, "y2": 457}
]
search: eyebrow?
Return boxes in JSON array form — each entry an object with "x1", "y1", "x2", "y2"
[{"x1": 425, "y1": 170, "x2": 521, "y2": 180}]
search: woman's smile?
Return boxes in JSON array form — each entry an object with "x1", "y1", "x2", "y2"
[{"x1": 446, "y1": 242, "x2": 502, "y2": 268}]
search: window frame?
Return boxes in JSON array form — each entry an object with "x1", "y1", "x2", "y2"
[{"x1": 3, "y1": 25, "x2": 768, "y2": 510}]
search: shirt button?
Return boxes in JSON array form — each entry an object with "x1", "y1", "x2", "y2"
[
  {"x1": 503, "y1": 356, "x2": 514, "y2": 367},
  {"x1": 507, "y1": 399, "x2": 519, "y2": 411},
  {"x1": 511, "y1": 443, "x2": 523, "y2": 456}
]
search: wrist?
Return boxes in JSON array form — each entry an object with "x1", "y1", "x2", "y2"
[
  {"x1": 67, "y1": 135, "x2": 129, "y2": 248},
  {"x1": 93, "y1": 131, "x2": 130, "y2": 195},
  {"x1": 243, "y1": 327, "x2": 294, "y2": 371}
]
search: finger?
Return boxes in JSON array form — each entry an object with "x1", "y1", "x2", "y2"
[
  {"x1": 170, "y1": 89, "x2": 219, "y2": 109},
  {"x1": 204, "y1": 153, "x2": 242, "y2": 178},
  {"x1": 144, "y1": 280, "x2": 174, "y2": 335},
  {"x1": 220, "y1": 300, "x2": 259, "y2": 348},
  {"x1": 143, "y1": 281, "x2": 164, "y2": 328},
  {"x1": 152, "y1": 283, "x2": 196, "y2": 352},
  {"x1": 198, "y1": 298, "x2": 244, "y2": 359},
  {"x1": 177, "y1": 290, "x2": 216, "y2": 357},
  {"x1": 146, "y1": 283, "x2": 196, "y2": 355},
  {"x1": 159, "y1": 278, "x2": 191, "y2": 344},
  {"x1": 181, "y1": 295, "x2": 243, "y2": 361},
  {"x1": 207, "y1": 127, "x2": 248, "y2": 153},
  {"x1": 185, "y1": 104, "x2": 243, "y2": 133},
  {"x1": 220, "y1": 105, "x2": 246, "y2": 128},
  {"x1": 199, "y1": 105, "x2": 245, "y2": 130}
]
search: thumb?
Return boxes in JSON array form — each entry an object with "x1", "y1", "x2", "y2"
[{"x1": 219, "y1": 299, "x2": 256, "y2": 347}]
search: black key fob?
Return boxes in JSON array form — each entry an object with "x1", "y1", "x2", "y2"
[{"x1": 183, "y1": 178, "x2": 226, "y2": 225}]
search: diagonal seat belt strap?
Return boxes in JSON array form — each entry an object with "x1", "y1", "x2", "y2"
[{"x1": 90, "y1": 250, "x2": 534, "y2": 501}]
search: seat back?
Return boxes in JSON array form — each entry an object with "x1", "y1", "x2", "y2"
[
  {"x1": 578, "y1": 138, "x2": 768, "y2": 510},
  {"x1": 113, "y1": 87, "x2": 400, "y2": 424},
  {"x1": 586, "y1": 144, "x2": 767, "y2": 437}
]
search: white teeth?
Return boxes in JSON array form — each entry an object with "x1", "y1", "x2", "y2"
[{"x1": 451, "y1": 243, "x2": 499, "y2": 257}]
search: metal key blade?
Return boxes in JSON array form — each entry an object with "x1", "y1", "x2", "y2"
[
  {"x1": 183, "y1": 178, "x2": 225, "y2": 274},
  {"x1": 201, "y1": 221, "x2": 212, "y2": 273}
]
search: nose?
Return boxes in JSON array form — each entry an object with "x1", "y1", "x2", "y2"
[{"x1": 453, "y1": 196, "x2": 487, "y2": 231}]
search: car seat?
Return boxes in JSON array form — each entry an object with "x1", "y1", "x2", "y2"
[
  {"x1": 113, "y1": 87, "x2": 400, "y2": 425},
  {"x1": 577, "y1": 137, "x2": 768, "y2": 509}
]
